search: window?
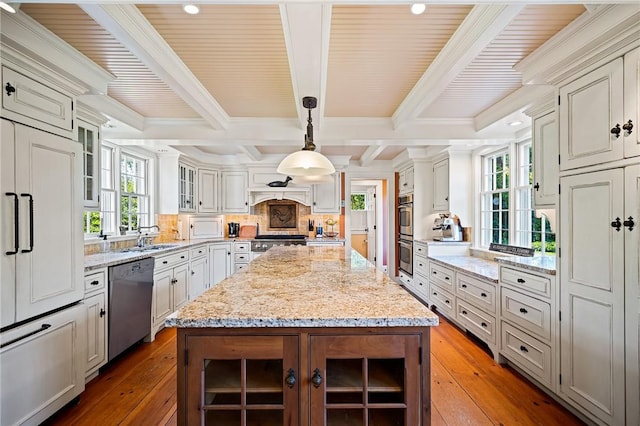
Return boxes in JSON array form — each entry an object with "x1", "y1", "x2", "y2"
[
  {"x1": 83, "y1": 144, "x2": 115, "y2": 235},
  {"x1": 480, "y1": 141, "x2": 555, "y2": 255},
  {"x1": 120, "y1": 153, "x2": 150, "y2": 232}
]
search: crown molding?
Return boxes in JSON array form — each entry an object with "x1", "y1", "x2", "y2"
[
  {"x1": 523, "y1": 93, "x2": 556, "y2": 118},
  {"x1": 392, "y1": 4, "x2": 525, "y2": 129},
  {"x1": 516, "y1": 4, "x2": 640, "y2": 85},
  {"x1": 80, "y1": 4, "x2": 230, "y2": 130},
  {"x1": 76, "y1": 101, "x2": 109, "y2": 126},
  {"x1": 474, "y1": 84, "x2": 554, "y2": 131}
]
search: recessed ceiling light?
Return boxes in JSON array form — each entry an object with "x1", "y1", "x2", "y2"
[
  {"x1": 411, "y1": 4, "x2": 426, "y2": 15},
  {"x1": 0, "y1": 2, "x2": 16, "y2": 13},
  {"x1": 508, "y1": 120, "x2": 523, "y2": 127},
  {"x1": 183, "y1": 4, "x2": 199, "y2": 15}
]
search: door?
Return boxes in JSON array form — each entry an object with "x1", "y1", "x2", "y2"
[
  {"x1": 312, "y1": 172, "x2": 340, "y2": 214},
  {"x1": 189, "y1": 256, "x2": 208, "y2": 300},
  {"x1": 14, "y1": 124, "x2": 84, "y2": 322},
  {"x1": 179, "y1": 163, "x2": 196, "y2": 212},
  {"x1": 1, "y1": 119, "x2": 16, "y2": 328},
  {"x1": 366, "y1": 186, "x2": 376, "y2": 263},
  {"x1": 309, "y1": 334, "x2": 422, "y2": 425},
  {"x1": 560, "y1": 169, "x2": 625, "y2": 425},
  {"x1": 209, "y1": 243, "x2": 231, "y2": 287},
  {"x1": 222, "y1": 171, "x2": 248, "y2": 213},
  {"x1": 85, "y1": 292, "x2": 106, "y2": 375},
  {"x1": 185, "y1": 335, "x2": 299, "y2": 425},
  {"x1": 153, "y1": 270, "x2": 173, "y2": 328},
  {"x1": 198, "y1": 168, "x2": 218, "y2": 213},
  {"x1": 559, "y1": 57, "x2": 624, "y2": 170},
  {"x1": 533, "y1": 112, "x2": 558, "y2": 207},
  {"x1": 172, "y1": 264, "x2": 189, "y2": 311},
  {"x1": 433, "y1": 159, "x2": 449, "y2": 211}
]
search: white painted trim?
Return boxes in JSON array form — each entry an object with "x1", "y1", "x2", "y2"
[
  {"x1": 523, "y1": 93, "x2": 556, "y2": 118},
  {"x1": 359, "y1": 145, "x2": 387, "y2": 167},
  {"x1": 474, "y1": 85, "x2": 554, "y2": 131},
  {"x1": 79, "y1": 94, "x2": 145, "y2": 131}
]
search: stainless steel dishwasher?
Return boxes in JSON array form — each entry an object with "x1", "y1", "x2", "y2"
[{"x1": 108, "y1": 257, "x2": 154, "y2": 361}]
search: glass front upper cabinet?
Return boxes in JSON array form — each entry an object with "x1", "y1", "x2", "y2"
[{"x1": 78, "y1": 120, "x2": 100, "y2": 208}]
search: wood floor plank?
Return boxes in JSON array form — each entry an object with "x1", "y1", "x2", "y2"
[
  {"x1": 120, "y1": 365, "x2": 177, "y2": 425},
  {"x1": 430, "y1": 404, "x2": 448, "y2": 426}
]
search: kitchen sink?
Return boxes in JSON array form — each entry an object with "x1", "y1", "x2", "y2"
[{"x1": 119, "y1": 244, "x2": 181, "y2": 253}]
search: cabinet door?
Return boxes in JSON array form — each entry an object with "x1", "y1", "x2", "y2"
[
  {"x1": 189, "y1": 256, "x2": 208, "y2": 300},
  {"x1": 222, "y1": 171, "x2": 248, "y2": 213},
  {"x1": 312, "y1": 173, "x2": 340, "y2": 214},
  {"x1": 84, "y1": 292, "x2": 106, "y2": 376},
  {"x1": 1, "y1": 119, "x2": 16, "y2": 328},
  {"x1": 209, "y1": 243, "x2": 232, "y2": 287},
  {"x1": 78, "y1": 120, "x2": 100, "y2": 209},
  {"x1": 533, "y1": 112, "x2": 558, "y2": 207},
  {"x1": 184, "y1": 335, "x2": 299, "y2": 425},
  {"x1": 624, "y1": 47, "x2": 640, "y2": 158},
  {"x1": 153, "y1": 270, "x2": 173, "y2": 328},
  {"x1": 559, "y1": 57, "x2": 624, "y2": 170},
  {"x1": 179, "y1": 163, "x2": 196, "y2": 212},
  {"x1": 198, "y1": 168, "x2": 218, "y2": 213},
  {"x1": 309, "y1": 334, "x2": 423, "y2": 425},
  {"x1": 433, "y1": 159, "x2": 449, "y2": 211},
  {"x1": 14, "y1": 124, "x2": 84, "y2": 322},
  {"x1": 406, "y1": 167, "x2": 414, "y2": 193},
  {"x1": 172, "y1": 264, "x2": 189, "y2": 311},
  {"x1": 559, "y1": 169, "x2": 625, "y2": 425}
]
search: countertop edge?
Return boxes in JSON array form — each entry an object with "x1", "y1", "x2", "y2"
[{"x1": 165, "y1": 317, "x2": 439, "y2": 328}]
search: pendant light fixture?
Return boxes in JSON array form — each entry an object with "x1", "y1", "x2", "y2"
[{"x1": 277, "y1": 97, "x2": 335, "y2": 177}]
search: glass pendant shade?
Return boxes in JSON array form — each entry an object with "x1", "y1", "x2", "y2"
[
  {"x1": 277, "y1": 150, "x2": 335, "y2": 176},
  {"x1": 292, "y1": 174, "x2": 334, "y2": 184}
]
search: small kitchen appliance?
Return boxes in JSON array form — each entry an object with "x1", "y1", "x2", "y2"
[
  {"x1": 433, "y1": 214, "x2": 462, "y2": 241},
  {"x1": 228, "y1": 222, "x2": 240, "y2": 237}
]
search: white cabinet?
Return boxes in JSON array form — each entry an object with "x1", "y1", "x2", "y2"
[
  {"x1": 559, "y1": 47, "x2": 639, "y2": 170},
  {"x1": 198, "y1": 168, "x2": 219, "y2": 213},
  {"x1": 188, "y1": 246, "x2": 209, "y2": 300},
  {"x1": 432, "y1": 159, "x2": 449, "y2": 211},
  {"x1": 77, "y1": 120, "x2": 101, "y2": 209},
  {"x1": 84, "y1": 268, "x2": 107, "y2": 380},
  {"x1": 1, "y1": 66, "x2": 75, "y2": 138},
  {"x1": 221, "y1": 171, "x2": 248, "y2": 213},
  {"x1": 179, "y1": 163, "x2": 196, "y2": 212},
  {"x1": 1, "y1": 119, "x2": 84, "y2": 328},
  {"x1": 312, "y1": 172, "x2": 341, "y2": 214},
  {"x1": 209, "y1": 242, "x2": 232, "y2": 287},
  {"x1": 188, "y1": 216, "x2": 223, "y2": 240},
  {"x1": 233, "y1": 241, "x2": 250, "y2": 273},
  {"x1": 559, "y1": 167, "x2": 637, "y2": 425},
  {"x1": 152, "y1": 250, "x2": 189, "y2": 335},
  {"x1": 398, "y1": 166, "x2": 414, "y2": 195},
  {"x1": 532, "y1": 111, "x2": 558, "y2": 207}
]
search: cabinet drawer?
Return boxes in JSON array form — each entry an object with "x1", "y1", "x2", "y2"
[
  {"x1": 414, "y1": 256, "x2": 428, "y2": 276},
  {"x1": 429, "y1": 262, "x2": 455, "y2": 293},
  {"x1": 500, "y1": 266, "x2": 551, "y2": 299},
  {"x1": 190, "y1": 245, "x2": 207, "y2": 259},
  {"x1": 501, "y1": 322, "x2": 552, "y2": 389},
  {"x1": 234, "y1": 252, "x2": 250, "y2": 263},
  {"x1": 456, "y1": 273, "x2": 497, "y2": 314},
  {"x1": 234, "y1": 242, "x2": 250, "y2": 252},
  {"x1": 84, "y1": 270, "x2": 106, "y2": 293},
  {"x1": 234, "y1": 263, "x2": 248, "y2": 273},
  {"x1": 155, "y1": 250, "x2": 189, "y2": 271},
  {"x1": 413, "y1": 273, "x2": 429, "y2": 300},
  {"x1": 430, "y1": 283, "x2": 455, "y2": 317},
  {"x1": 414, "y1": 242, "x2": 427, "y2": 258},
  {"x1": 501, "y1": 287, "x2": 551, "y2": 340},
  {"x1": 456, "y1": 299, "x2": 496, "y2": 345}
]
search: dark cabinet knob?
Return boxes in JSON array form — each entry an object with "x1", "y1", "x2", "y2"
[
  {"x1": 480, "y1": 292, "x2": 487, "y2": 298},
  {"x1": 519, "y1": 307, "x2": 528, "y2": 314},
  {"x1": 311, "y1": 368, "x2": 323, "y2": 388},
  {"x1": 611, "y1": 217, "x2": 622, "y2": 232},
  {"x1": 533, "y1": 182, "x2": 540, "y2": 191},
  {"x1": 199, "y1": 201, "x2": 202, "y2": 205},
  {"x1": 445, "y1": 300, "x2": 450, "y2": 304},
  {"x1": 99, "y1": 308, "x2": 106, "y2": 318},
  {"x1": 285, "y1": 368, "x2": 296, "y2": 389},
  {"x1": 461, "y1": 284, "x2": 467, "y2": 288},
  {"x1": 611, "y1": 123, "x2": 621, "y2": 138},
  {"x1": 481, "y1": 322, "x2": 487, "y2": 328},
  {"x1": 624, "y1": 216, "x2": 635, "y2": 231},
  {"x1": 520, "y1": 345, "x2": 529, "y2": 353},
  {"x1": 90, "y1": 280, "x2": 99, "y2": 286},
  {"x1": 462, "y1": 310, "x2": 467, "y2": 315},
  {"x1": 5, "y1": 82, "x2": 16, "y2": 96},
  {"x1": 517, "y1": 278, "x2": 525, "y2": 283},
  {"x1": 623, "y1": 119, "x2": 633, "y2": 135},
  {"x1": 444, "y1": 276, "x2": 449, "y2": 281}
]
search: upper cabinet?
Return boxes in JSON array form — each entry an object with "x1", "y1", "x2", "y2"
[
  {"x1": 532, "y1": 111, "x2": 558, "y2": 207},
  {"x1": 77, "y1": 120, "x2": 100, "y2": 209},
  {"x1": 433, "y1": 159, "x2": 449, "y2": 211},
  {"x1": 179, "y1": 162, "x2": 196, "y2": 212},
  {"x1": 221, "y1": 171, "x2": 249, "y2": 213},
  {"x1": 559, "y1": 46, "x2": 639, "y2": 170},
  {"x1": 398, "y1": 166, "x2": 414, "y2": 195},
  {"x1": 312, "y1": 173, "x2": 341, "y2": 214},
  {"x1": 197, "y1": 168, "x2": 219, "y2": 213}
]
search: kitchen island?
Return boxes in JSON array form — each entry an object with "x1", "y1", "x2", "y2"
[{"x1": 166, "y1": 245, "x2": 438, "y2": 426}]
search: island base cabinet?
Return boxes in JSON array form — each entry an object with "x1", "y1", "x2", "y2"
[{"x1": 177, "y1": 328, "x2": 431, "y2": 426}]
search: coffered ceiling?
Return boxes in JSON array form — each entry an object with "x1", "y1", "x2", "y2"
[{"x1": 12, "y1": 2, "x2": 593, "y2": 166}]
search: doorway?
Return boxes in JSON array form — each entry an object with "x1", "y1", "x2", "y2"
[{"x1": 350, "y1": 180, "x2": 382, "y2": 268}]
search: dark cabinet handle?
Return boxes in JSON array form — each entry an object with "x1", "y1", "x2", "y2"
[
  {"x1": 481, "y1": 322, "x2": 487, "y2": 328},
  {"x1": 90, "y1": 280, "x2": 99, "y2": 286},
  {"x1": 611, "y1": 123, "x2": 621, "y2": 138},
  {"x1": 5, "y1": 82, "x2": 16, "y2": 96},
  {"x1": 163, "y1": 260, "x2": 168, "y2": 264},
  {"x1": 445, "y1": 300, "x2": 450, "y2": 304},
  {"x1": 481, "y1": 292, "x2": 487, "y2": 298},
  {"x1": 520, "y1": 345, "x2": 529, "y2": 353},
  {"x1": 461, "y1": 284, "x2": 467, "y2": 288},
  {"x1": 5, "y1": 192, "x2": 19, "y2": 255},
  {"x1": 20, "y1": 193, "x2": 33, "y2": 253},
  {"x1": 191, "y1": 270, "x2": 195, "y2": 275},
  {"x1": 444, "y1": 276, "x2": 449, "y2": 281},
  {"x1": 0, "y1": 324, "x2": 51, "y2": 349},
  {"x1": 190, "y1": 224, "x2": 193, "y2": 228},
  {"x1": 445, "y1": 196, "x2": 449, "y2": 201},
  {"x1": 519, "y1": 307, "x2": 528, "y2": 314},
  {"x1": 432, "y1": 271, "x2": 437, "y2": 275},
  {"x1": 199, "y1": 201, "x2": 202, "y2": 205},
  {"x1": 623, "y1": 119, "x2": 633, "y2": 135},
  {"x1": 311, "y1": 368, "x2": 323, "y2": 388},
  {"x1": 285, "y1": 368, "x2": 296, "y2": 389},
  {"x1": 533, "y1": 182, "x2": 540, "y2": 191},
  {"x1": 611, "y1": 217, "x2": 622, "y2": 232},
  {"x1": 180, "y1": 255, "x2": 185, "y2": 259},
  {"x1": 517, "y1": 278, "x2": 525, "y2": 283},
  {"x1": 432, "y1": 292, "x2": 437, "y2": 296},
  {"x1": 462, "y1": 310, "x2": 467, "y2": 315},
  {"x1": 99, "y1": 308, "x2": 106, "y2": 318},
  {"x1": 624, "y1": 216, "x2": 635, "y2": 231}
]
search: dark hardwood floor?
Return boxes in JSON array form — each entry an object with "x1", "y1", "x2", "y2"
[{"x1": 44, "y1": 316, "x2": 586, "y2": 425}]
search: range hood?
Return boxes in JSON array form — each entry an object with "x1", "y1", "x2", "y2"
[{"x1": 247, "y1": 187, "x2": 311, "y2": 207}]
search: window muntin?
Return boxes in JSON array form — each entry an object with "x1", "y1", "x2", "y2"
[
  {"x1": 481, "y1": 150, "x2": 510, "y2": 246},
  {"x1": 120, "y1": 153, "x2": 149, "y2": 232}
]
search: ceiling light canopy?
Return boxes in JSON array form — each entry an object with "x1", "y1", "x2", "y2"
[
  {"x1": 410, "y1": 4, "x2": 426, "y2": 15},
  {"x1": 277, "y1": 97, "x2": 335, "y2": 177},
  {"x1": 183, "y1": 4, "x2": 199, "y2": 15}
]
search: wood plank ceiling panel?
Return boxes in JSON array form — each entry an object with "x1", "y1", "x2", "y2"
[
  {"x1": 421, "y1": 4, "x2": 585, "y2": 118},
  {"x1": 138, "y1": 4, "x2": 295, "y2": 118},
  {"x1": 20, "y1": 4, "x2": 199, "y2": 119},
  {"x1": 325, "y1": 5, "x2": 472, "y2": 118}
]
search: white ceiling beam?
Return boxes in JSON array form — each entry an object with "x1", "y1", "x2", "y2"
[
  {"x1": 474, "y1": 85, "x2": 554, "y2": 131},
  {"x1": 392, "y1": 4, "x2": 525, "y2": 129},
  {"x1": 16, "y1": 0, "x2": 640, "y2": 4},
  {"x1": 359, "y1": 145, "x2": 387, "y2": 167},
  {"x1": 239, "y1": 145, "x2": 263, "y2": 162},
  {"x1": 79, "y1": 94, "x2": 145, "y2": 131},
  {"x1": 80, "y1": 4, "x2": 230, "y2": 130}
]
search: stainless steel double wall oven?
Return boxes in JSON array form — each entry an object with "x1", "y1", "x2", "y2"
[{"x1": 398, "y1": 194, "x2": 413, "y2": 275}]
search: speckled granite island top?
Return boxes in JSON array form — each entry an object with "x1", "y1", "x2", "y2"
[{"x1": 166, "y1": 246, "x2": 439, "y2": 329}]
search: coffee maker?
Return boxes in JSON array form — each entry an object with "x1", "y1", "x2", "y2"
[
  {"x1": 433, "y1": 214, "x2": 462, "y2": 241},
  {"x1": 228, "y1": 222, "x2": 240, "y2": 237}
]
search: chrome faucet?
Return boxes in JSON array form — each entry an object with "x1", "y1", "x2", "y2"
[{"x1": 137, "y1": 225, "x2": 160, "y2": 247}]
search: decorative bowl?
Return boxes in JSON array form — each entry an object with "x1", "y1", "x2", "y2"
[{"x1": 324, "y1": 231, "x2": 338, "y2": 238}]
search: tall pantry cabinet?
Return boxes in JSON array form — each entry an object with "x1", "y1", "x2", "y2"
[{"x1": 557, "y1": 45, "x2": 639, "y2": 426}]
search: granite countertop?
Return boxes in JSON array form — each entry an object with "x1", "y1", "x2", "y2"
[
  {"x1": 495, "y1": 255, "x2": 556, "y2": 275},
  {"x1": 428, "y1": 255, "x2": 500, "y2": 283},
  {"x1": 414, "y1": 239, "x2": 471, "y2": 246},
  {"x1": 166, "y1": 246, "x2": 439, "y2": 329}
]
